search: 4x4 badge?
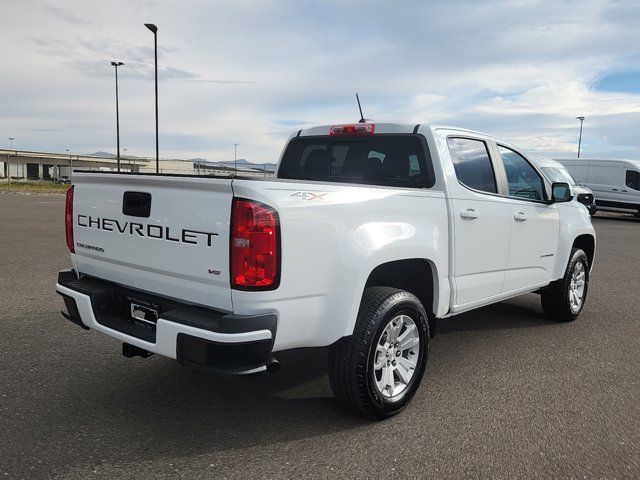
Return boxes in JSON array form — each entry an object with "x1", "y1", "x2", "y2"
[{"x1": 290, "y1": 191, "x2": 327, "y2": 201}]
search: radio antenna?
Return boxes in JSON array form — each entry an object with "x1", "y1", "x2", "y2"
[{"x1": 356, "y1": 93, "x2": 365, "y2": 123}]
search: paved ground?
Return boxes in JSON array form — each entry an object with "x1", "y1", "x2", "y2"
[{"x1": 1, "y1": 192, "x2": 639, "y2": 479}]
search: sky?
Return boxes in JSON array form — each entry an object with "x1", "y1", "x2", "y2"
[{"x1": 1, "y1": 0, "x2": 640, "y2": 163}]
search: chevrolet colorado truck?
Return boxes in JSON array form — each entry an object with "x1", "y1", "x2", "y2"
[{"x1": 56, "y1": 123, "x2": 596, "y2": 418}]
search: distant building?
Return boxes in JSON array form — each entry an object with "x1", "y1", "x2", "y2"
[{"x1": 0, "y1": 149, "x2": 274, "y2": 180}]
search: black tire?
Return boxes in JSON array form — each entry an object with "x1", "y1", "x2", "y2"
[
  {"x1": 328, "y1": 287, "x2": 429, "y2": 419},
  {"x1": 589, "y1": 207, "x2": 597, "y2": 217},
  {"x1": 541, "y1": 248, "x2": 589, "y2": 322}
]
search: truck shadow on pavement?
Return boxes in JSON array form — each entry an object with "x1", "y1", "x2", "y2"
[
  {"x1": 26, "y1": 295, "x2": 558, "y2": 474},
  {"x1": 42, "y1": 345, "x2": 366, "y2": 467},
  {"x1": 437, "y1": 295, "x2": 555, "y2": 334}
]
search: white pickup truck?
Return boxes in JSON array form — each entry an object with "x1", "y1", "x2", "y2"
[{"x1": 56, "y1": 123, "x2": 596, "y2": 418}]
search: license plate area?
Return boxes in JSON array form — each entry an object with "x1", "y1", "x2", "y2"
[
  {"x1": 123, "y1": 293, "x2": 160, "y2": 335},
  {"x1": 90, "y1": 283, "x2": 167, "y2": 343},
  {"x1": 130, "y1": 302, "x2": 159, "y2": 328}
]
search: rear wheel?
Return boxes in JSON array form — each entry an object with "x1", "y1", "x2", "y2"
[
  {"x1": 541, "y1": 248, "x2": 589, "y2": 322},
  {"x1": 328, "y1": 287, "x2": 429, "y2": 419}
]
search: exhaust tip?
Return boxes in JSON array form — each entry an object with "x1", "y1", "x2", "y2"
[
  {"x1": 266, "y1": 356, "x2": 281, "y2": 373},
  {"x1": 122, "y1": 342, "x2": 153, "y2": 359}
]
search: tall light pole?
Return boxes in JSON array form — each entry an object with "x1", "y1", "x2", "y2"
[
  {"x1": 7, "y1": 137, "x2": 14, "y2": 188},
  {"x1": 66, "y1": 148, "x2": 72, "y2": 180},
  {"x1": 145, "y1": 23, "x2": 159, "y2": 174},
  {"x1": 124, "y1": 148, "x2": 134, "y2": 172},
  {"x1": 111, "y1": 61, "x2": 124, "y2": 172},
  {"x1": 576, "y1": 116, "x2": 585, "y2": 158},
  {"x1": 233, "y1": 143, "x2": 239, "y2": 173}
]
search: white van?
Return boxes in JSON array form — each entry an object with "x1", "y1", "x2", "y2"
[
  {"x1": 555, "y1": 158, "x2": 640, "y2": 217},
  {"x1": 532, "y1": 157, "x2": 596, "y2": 214}
]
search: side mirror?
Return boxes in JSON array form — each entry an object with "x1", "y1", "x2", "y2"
[{"x1": 551, "y1": 182, "x2": 573, "y2": 203}]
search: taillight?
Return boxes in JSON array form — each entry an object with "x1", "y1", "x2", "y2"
[
  {"x1": 329, "y1": 123, "x2": 375, "y2": 136},
  {"x1": 231, "y1": 198, "x2": 280, "y2": 290},
  {"x1": 65, "y1": 186, "x2": 74, "y2": 253}
]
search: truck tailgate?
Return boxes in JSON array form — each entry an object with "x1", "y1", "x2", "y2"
[{"x1": 71, "y1": 172, "x2": 233, "y2": 311}]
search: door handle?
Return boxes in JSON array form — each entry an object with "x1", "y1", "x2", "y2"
[
  {"x1": 622, "y1": 189, "x2": 628, "y2": 193},
  {"x1": 514, "y1": 212, "x2": 527, "y2": 222},
  {"x1": 612, "y1": 188, "x2": 618, "y2": 191},
  {"x1": 460, "y1": 209, "x2": 478, "y2": 220}
]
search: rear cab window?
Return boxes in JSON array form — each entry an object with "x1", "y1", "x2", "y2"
[{"x1": 278, "y1": 134, "x2": 435, "y2": 188}]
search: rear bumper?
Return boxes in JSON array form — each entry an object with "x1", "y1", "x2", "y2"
[{"x1": 56, "y1": 270, "x2": 277, "y2": 374}]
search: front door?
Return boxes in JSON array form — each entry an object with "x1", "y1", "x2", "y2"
[{"x1": 495, "y1": 145, "x2": 560, "y2": 291}]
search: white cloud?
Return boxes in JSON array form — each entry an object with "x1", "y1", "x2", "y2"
[{"x1": 1, "y1": 0, "x2": 640, "y2": 161}]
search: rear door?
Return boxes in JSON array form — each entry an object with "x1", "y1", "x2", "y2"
[
  {"x1": 494, "y1": 145, "x2": 559, "y2": 291},
  {"x1": 72, "y1": 173, "x2": 234, "y2": 311},
  {"x1": 445, "y1": 135, "x2": 512, "y2": 308}
]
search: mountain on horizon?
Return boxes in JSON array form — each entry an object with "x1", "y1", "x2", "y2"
[
  {"x1": 86, "y1": 151, "x2": 117, "y2": 158},
  {"x1": 191, "y1": 158, "x2": 277, "y2": 170},
  {"x1": 85, "y1": 152, "x2": 277, "y2": 170}
]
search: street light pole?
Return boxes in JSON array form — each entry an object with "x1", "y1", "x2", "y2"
[
  {"x1": 125, "y1": 148, "x2": 135, "y2": 172},
  {"x1": 233, "y1": 143, "x2": 239, "y2": 174},
  {"x1": 7, "y1": 137, "x2": 14, "y2": 188},
  {"x1": 576, "y1": 116, "x2": 585, "y2": 158},
  {"x1": 111, "y1": 61, "x2": 124, "y2": 172},
  {"x1": 144, "y1": 23, "x2": 159, "y2": 174},
  {"x1": 66, "y1": 148, "x2": 72, "y2": 180}
]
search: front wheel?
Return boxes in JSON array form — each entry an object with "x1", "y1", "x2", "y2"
[
  {"x1": 541, "y1": 248, "x2": 589, "y2": 322},
  {"x1": 328, "y1": 287, "x2": 429, "y2": 419}
]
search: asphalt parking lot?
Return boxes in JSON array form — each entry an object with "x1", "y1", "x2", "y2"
[{"x1": 1, "y1": 193, "x2": 639, "y2": 479}]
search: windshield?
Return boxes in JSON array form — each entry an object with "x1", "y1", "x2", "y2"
[
  {"x1": 278, "y1": 134, "x2": 435, "y2": 188},
  {"x1": 540, "y1": 166, "x2": 576, "y2": 186}
]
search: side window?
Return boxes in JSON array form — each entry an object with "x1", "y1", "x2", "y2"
[
  {"x1": 497, "y1": 146, "x2": 545, "y2": 201},
  {"x1": 447, "y1": 137, "x2": 497, "y2": 193},
  {"x1": 626, "y1": 170, "x2": 640, "y2": 191}
]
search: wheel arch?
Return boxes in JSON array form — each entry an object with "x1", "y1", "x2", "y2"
[
  {"x1": 573, "y1": 234, "x2": 595, "y2": 272},
  {"x1": 552, "y1": 207, "x2": 596, "y2": 280},
  {"x1": 360, "y1": 258, "x2": 438, "y2": 336}
]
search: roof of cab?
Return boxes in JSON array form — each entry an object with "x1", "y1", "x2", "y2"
[
  {"x1": 297, "y1": 122, "x2": 492, "y2": 138},
  {"x1": 299, "y1": 122, "x2": 416, "y2": 136}
]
